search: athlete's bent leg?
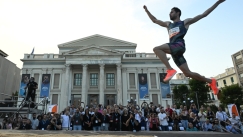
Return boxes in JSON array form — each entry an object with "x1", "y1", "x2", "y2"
[
  {"x1": 153, "y1": 44, "x2": 173, "y2": 70},
  {"x1": 179, "y1": 63, "x2": 211, "y2": 83}
]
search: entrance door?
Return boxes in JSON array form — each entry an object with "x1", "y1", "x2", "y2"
[
  {"x1": 88, "y1": 94, "x2": 99, "y2": 108},
  {"x1": 71, "y1": 94, "x2": 81, "y2": 108},
  {"x1": 105, "y1": 94, "x2": 116, "y2": 107}
]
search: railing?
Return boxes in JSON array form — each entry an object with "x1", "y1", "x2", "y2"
[
  {"x1": 123, "y1": 53, "x2": 158, "y2": 58},
  {"x1": 24, "y1": 54, "x2": 64, "y2": 59}
]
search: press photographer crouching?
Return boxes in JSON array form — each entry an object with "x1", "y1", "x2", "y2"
[
  {"x1": 25, "y1": 77, "x2": 38, "y2": 105},
  {"x1": 47, "y1": 113, "x2": 62, "y2": 130}
]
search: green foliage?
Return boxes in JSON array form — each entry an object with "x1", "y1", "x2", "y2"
[
  {"x1": 173, "y1": 85, "x2": 189, "y2": 106},
  {"x1": 188, "y1": 79, "x2": 209, "y2": 108},
  {"x1": 219, "y1": 84, "x2": 243, "y2": 110}
]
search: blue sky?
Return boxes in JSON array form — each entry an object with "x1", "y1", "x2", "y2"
[{"x1": 0, "y1": 0, "x2": 242, "y2": 78}]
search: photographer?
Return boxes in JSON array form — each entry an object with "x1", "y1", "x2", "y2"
[
  {"x1": 25, "y1": 77, "x2": 38, "y2": 102},
  {"x1": 47, "y1": 114, "x2": 62, "y2": 130}
]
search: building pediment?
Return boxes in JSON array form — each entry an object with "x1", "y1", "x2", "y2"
[
  {"x1": 58, "y1": 34, "x2": 136, "y2": 48},
  {"x1": 64, "y1": 45, "x2": 123, "y2": 56}
]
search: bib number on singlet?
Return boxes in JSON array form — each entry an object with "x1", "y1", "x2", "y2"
[{"x1": 169, "y1": 27, "x2": 180, "y2": 38}]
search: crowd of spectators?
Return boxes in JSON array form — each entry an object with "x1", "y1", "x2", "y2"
[{"x1": 0, "y1": 102, "x2": 243, "y2": 134}]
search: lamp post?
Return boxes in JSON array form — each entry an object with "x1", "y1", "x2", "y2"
[{"x1": 195, "y1": 91, "x2": 199, "y2": 109}]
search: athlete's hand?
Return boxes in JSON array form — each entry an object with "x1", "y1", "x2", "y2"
[{"x1": 218, "y1": 0, "x2": 225, "y2": 3}]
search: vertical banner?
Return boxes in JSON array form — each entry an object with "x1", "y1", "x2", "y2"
[
  {"x1": 138, "y1": 74, "x2": 149, "y2": 99},
  {"x1": 160, "y1": 73, "x2": 171, "y2": 98},
  {"x1": 19, "y1": 74, "x2": 30, "y2": 97},
  {"x1": 40, "y1": 74, "x2": 51, "y2": 98},
  {"x1": 227, "y1": 104, "x2": 240, "y2": 119}
]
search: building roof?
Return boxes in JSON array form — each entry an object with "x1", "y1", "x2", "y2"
[{"x1": 0, "y1": 50, "x2": 8, "y2": 57}]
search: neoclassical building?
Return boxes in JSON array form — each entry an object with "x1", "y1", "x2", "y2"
[{"x1": 20, "y1": 34, "x2": 172, "y2": 111}]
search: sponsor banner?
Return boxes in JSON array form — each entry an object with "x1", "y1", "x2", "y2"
[
  {"x1": 40, "y1": 74, "x2": 51, "y2": 98},
  {"x1": 138, "y1": 74, "x2": 149, "y2": 99},
  {"x1": 19, "y1": 74, "x2": 30, "y2": 97}
]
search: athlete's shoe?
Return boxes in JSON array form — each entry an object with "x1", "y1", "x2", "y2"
[
  {"x1": 163, "y1": 69, "x2": 177, "y2": 83},
  {"x1": 210, "y1": 78, "x2": 219, "y2": 95}
]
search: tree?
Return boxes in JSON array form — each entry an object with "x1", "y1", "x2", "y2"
[
  {"x1": 219, "y1": 84, "x2": 243, "y2": 111},
  {"x1": 173, "y1": 85, "x2": 189, "y2": 107},
  {"x1": 188, "y1": 79, "x2": 209, "y2": 109}
]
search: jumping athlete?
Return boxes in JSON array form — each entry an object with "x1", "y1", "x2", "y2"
[{"x1": 144, "y1": 0, "x2": 226, "y2": 95}]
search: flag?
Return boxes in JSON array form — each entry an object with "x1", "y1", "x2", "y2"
[{"x1": 31, "y1": 47, "x2": 34, "y2": 55}]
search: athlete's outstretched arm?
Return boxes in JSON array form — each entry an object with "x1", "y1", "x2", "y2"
[
  {"x1": 143, "y1": 5, "x2": 170, "y2": 28},
  {"x1": 184, "y1": 0, "x2": 225, "y2": 26}
]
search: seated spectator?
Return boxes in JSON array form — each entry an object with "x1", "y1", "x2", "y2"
[
  {"x1": 202, "y1": 119, "x2": 214, "y2": 131},
  {"x1": 47, "y1": 115, "x2": 62, "y2": 130},
  {"x1": 38, "y1": 115, "x2": 50, "y2": 130},
  {"x1": 225, "y1": 119, "x2": 240, "y2": 134},
  {"x1": 16, "y1": 118, "x2": 31, "y2": 130},
  {"x1": 186, "y1": 122, "x2": 198, "y2": 131},
  {"x1": 212, "y1": 119, "x2": 223, "y2": 132}
]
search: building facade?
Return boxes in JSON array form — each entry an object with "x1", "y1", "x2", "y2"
[
  {"x1": 0, "y1": 50, "x2": 21, "y2": 101},
  {"x1": 232, "y1": 49, "x2": 243, "y2": 87},
  {"x1": 20, "y1": 34, "x2": 174, "y2": 111}
]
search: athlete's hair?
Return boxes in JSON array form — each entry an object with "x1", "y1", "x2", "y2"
[{"x1": 172, "y1": 7, "x2": 181, "y2": 17}]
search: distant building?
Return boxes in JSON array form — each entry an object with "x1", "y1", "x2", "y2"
[
  {"x1": 176, "y1": 73, "x2": 188, "y2": 80},
  {"x1": 0, "y1": 50, "x2": 21, "y2": 101},
  {"x1": 232, "y1": 49, "x2": 243, "y2": 87}
]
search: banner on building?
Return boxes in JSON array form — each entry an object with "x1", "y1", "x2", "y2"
[
  {"x1": 138, "y1": 74, "x2": 149, "y2": 100},
  {"x1": 40, "y1": 74, "x2": 51, "y2": 98},
  {"x1": 160, "y1": 73, "x2": 171, "y2": 98},
  {"x1": 227, "y1": 104, "x2": 240, "y2": 119},
  {"x1": 48, "y1": 104, "x2": 58, "y2": 113},
  {"x1": 19, "y1": 74, "x2": 30, "y2": 97}
]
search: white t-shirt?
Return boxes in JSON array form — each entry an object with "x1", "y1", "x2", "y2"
[
  {"x1": 158, "y1": 113, "x2": 168, "y2": 126},
  {"x1": 61, "y1": 115, "x2": 70, "y2": 128},
  {"x1": 198, "y1": 112, "x2": 207, "y2": 122}
]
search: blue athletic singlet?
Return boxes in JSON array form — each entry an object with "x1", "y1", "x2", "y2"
[{"x1": 168, "y1": 21, "x2": 187, "y2": 43}]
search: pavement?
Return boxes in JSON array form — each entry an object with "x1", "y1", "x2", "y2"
[{"x1": 0, "y1": 130, "x2": 231, "y2": 137}]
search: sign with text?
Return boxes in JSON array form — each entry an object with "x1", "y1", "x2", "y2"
[
  {"x1": 138, "y1": 74, "x2": 149, "y2": 99},
  {"x1": 40, "y1": 74, "x2": 51, "y2": 98}
]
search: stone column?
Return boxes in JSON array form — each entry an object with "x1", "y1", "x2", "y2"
[
  {"x1": 64, "y1": 64, "x2": 71, "y2": 107},
  {"x1": 81, "y1": 64, "x2": 88, "y2": 105},
  {"x1": 116, "y1": 64, "x2": 122, "y2": 105},
  {"x1": 99, "y1": 64, "x2": 105, "y2": 105},
  {"x1": 122, "y1": 68, "x2": 128, "y2": 106}
]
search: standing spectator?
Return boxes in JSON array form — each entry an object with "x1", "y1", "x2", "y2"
[
  {"x1": 92, "y1": 108, "x2": 102, "y2": 131},
  {"x1": 101, "y1": 109, "x2": 110, "y2": 131},
  {"x1": 191, "y1": 105, "x2": 199, "y2": 116},
  {"x1": 121, "y1": 108, "x2": 130, "y2": 131},
  {"x1": 126, "y1": 113, "x2": 140, "y2": 132},
  {"x1": 158, "y1": 108, "x2": 169, "y2": 131},
  {"x1": 180, "y1": 110, "x2": 189, "y2": 130},
  {"x1": 61, "y1": 111, "x2": 70, "y2": 130},
  {"x1": 188, "y1": 112, "x2": 199, "y2": 129},
  {"x1": 206, "y1": 107, "x2": 215, "y2": 122},
  {"x1": 172, "y1": 114, "x2": 180, "y2": 131},
  {"x1": 112, "y1": 108, "x2": 121, "y2": 131},
  {"x1": 72, "y1": 109, "x2": 83, "y2": 131},
  {"x1": 198, "y1": 108, "x2": 207, "y2": 128},
  {"x1": 83, "y1": 109, "x2": 92, "y2": 130},
  {"x1": 30, "y1": 113, "x2": 39, "y2": 130},
  {"x1": 216, "y1": 107, "x2": 228, "y2": 128},
  {"x1": 149, "y1": 113, "x2": 159, "y2": 131},
  {"x1": 165, "y1": 105, "x2": 173, "y2": 117}
]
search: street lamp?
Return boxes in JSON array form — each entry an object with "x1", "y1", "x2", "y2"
[{"x1": 195, "y1": 91, "x2": 199, "y2": 109}]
